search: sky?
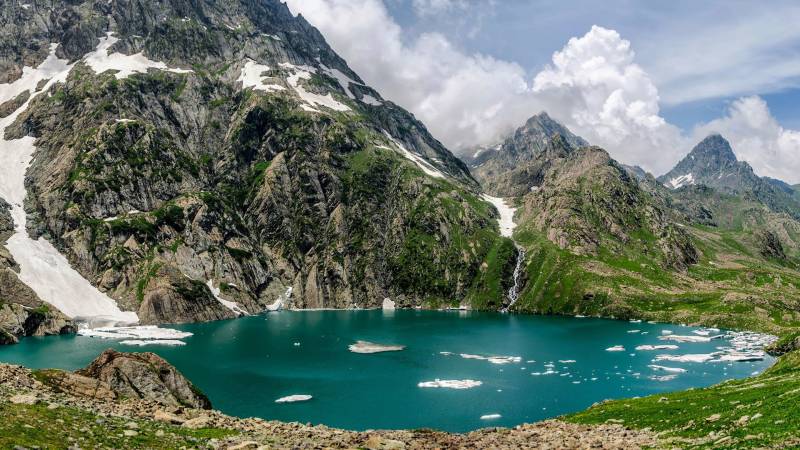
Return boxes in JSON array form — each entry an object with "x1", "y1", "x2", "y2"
[{"x1": 284, "y1": 0, "x2": 800, "y2": 183}]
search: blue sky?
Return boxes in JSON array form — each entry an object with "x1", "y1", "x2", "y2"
[
  {"x1": 287, "y1": 0, "x2": 800, "y2": 182},
  {"x1": 385, "y1": 0, "x2": 800, "y2": 130}
]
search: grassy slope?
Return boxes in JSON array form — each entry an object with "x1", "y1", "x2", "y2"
[
  {"x1": 0, "y1": 402, "x2": 235, "y2": 449},
  {"x1": 567, "y1": 350, "x2": 800, "y2": 449}
]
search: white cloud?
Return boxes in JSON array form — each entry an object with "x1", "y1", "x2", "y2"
[
  {"x1": 694, "y1": 96, "x2": 800, "y2": 184},
  {"x1": 412, "y1": 0, "x2": 467, "y2": 17},
  {"x1": 286, "y1": 0, "x2": 800, "y2": 182}
]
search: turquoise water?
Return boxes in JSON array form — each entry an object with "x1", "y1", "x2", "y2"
[{"x1": 0, "y1": 310, "x2": 774, "y2": 432}]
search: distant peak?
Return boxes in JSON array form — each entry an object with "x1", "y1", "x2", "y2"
[{"x1": 689, "y1": 133, "x2": 737, "y2": 163}]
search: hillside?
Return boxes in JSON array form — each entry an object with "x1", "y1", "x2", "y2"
[
  {"x1": 0, "y1": 0, "x2": 515, "y2": 331},
  {"x1": 470, "y1": 114, "x2": 800, "y2": 335}
]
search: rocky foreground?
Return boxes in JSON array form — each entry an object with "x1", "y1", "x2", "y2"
[{"x1": 0, "y1": 349, "x2": 659, "y2": 449}]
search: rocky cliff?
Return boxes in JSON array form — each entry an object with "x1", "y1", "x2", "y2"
[{"x1": 0, "y1": 0, "x2": 512, "y2": 325}]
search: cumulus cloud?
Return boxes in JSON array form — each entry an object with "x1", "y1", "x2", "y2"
[
  {"x1": 285, "y1": 0, "x2": 799, "y2": 182},
  {"x1": 694, "y1": 96, "x2": 800, "y2": 184}
]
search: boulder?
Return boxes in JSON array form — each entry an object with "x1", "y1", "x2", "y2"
[{"x1": 78, "y1": 349, "x2": 211, "y2": 409}]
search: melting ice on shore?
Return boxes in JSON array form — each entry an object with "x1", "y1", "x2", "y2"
[
  {"x1": 275, "y1": 395, "x2": 313, "y2": 403},
  {"x1": 348, "y1": 341, "x2": 405, "y2": 354},
  {"x1": 418, "y1": 379, "x2": 482, "y2": 389}
]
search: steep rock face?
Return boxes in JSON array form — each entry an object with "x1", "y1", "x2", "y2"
[
  {"x1": 658, "y1": 135, "x2": 800, "y2": 218},
  {"x1": 1, "y1": 0, "x2": 509, "y2": 323},
  {"x1": 77, "y1": 349, "x2": 211, "y2": 409},
  {"x1": 0, "y1": 198, "x2": 75, "y2": 344},
  {"x1": 469, "y1": 112, "x2": 588, "y2": 197},
  {"x1": 518, "y1": 144, "x2": 698, "y2": 270}
]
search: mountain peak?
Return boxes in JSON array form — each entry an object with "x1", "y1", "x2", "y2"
[{"x1": 690, "y1": 134, "x2": 737, "y2": 164}]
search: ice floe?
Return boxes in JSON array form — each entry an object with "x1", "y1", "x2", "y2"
[
  {"x1": 119, "y1": 339, "x2": 186, "y2": 346},
  {"x1": 457, "y1": 353, "x2": 522, "y2": 365},
  {"x1": 650, "y1": 374, "x2": 678, "y2": 382},
  {"x1": 653, "y1": 354, "x2": 715, "y2": 363},
  {"x1": 559, "y1": 360, "x2": 576, "y2": 364},
  {"x1": 606, "y1": 345, "x2": 626, "y2": 352},
  {"x1": 480, "y1": 414, "x2": 502, "y2": 420},
  {"x1": 78, "y1": 325, "x2": 192, "y2": 340},
  {"x1": 348, "y1": 341, "x2": 405, "y2": 354},
  {"x1": 659, "y1": 334, "x2": 720, "y2": 343},
  {"x1": 481, "y1": 195, "x2": 517, "y2": 238},
  {"x1": 635, "y1": 345, "x2": 679, "y2": 351},
  {"x1": 275, "y1": 395, "x2": 312, "y2": 403},
  {"x1": 418, "y1": 379, "x2": 482, "y2": 389},
  {"x1": 648, "y1": 365, "x2": 687, "y2": 373}
]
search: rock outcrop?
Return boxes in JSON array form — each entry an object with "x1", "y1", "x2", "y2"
[{"x1": 77, "y1": 349, "x2": 211, "y2": 409}]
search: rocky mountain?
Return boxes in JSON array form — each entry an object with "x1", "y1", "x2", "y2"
[
  {"x1": 468, "y1": 113, "x2": 800, "y2": 330},
  {"x1": 658, "y1": 134, "x2": 800, "y2": 218},
  {"x1": 0, "y1": 0, "x2": 514, "y2": 328}
]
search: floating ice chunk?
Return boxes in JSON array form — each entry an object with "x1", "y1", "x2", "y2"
[
  {"x1": 648, "y1": 365, "x2": 687, "y2": 373},
  {"x1": 654, "y1": 353, "x2": 715, "y2": 363},
  {"x1": 481, "y1": 195, "x2": 517, "y2": 238},
  {"x1": 83, "y1": 32, "x2": 192, "y2": 79},
  {"x1": 418, "y1": 379, "x2": 482, "y2": 389},
  {"x1": 661, "y1": 330, "x2": 673, "y2": 335},
  {"x1": 606, "y1": 345, "x2": 626, "y2": 352},
  {"x1": 650, "y1": 374, "x2": 678, "y2": 381},
  {"x1": 559, "y1": 360, "x2": 576, "y2": 364},
  {"x1": 458, "y1": 353, "x2": 521, "y2": 364},
  {"x1": 713, "y1": 352, "x2": 765, "y2": 362},
  {"x1": 349, "y1": 341, "x2": 405, "y2": 354},
  {"x1": 119, "y1": 339, "x2": 186, "y2": 346},
  {"x1": 627, "y1": 330, "x2": 640, "y2": 334},
  {"x1": 238, "y1": 59, "x2": 285, "y2": 92},
  {"x1": 480, "y1": 414, "x2": 501, "y2": 420},
  {"x1": 629, "y1": 319, "x2": 642, "y2": 323},
  {"x1": 659, "y1": 335, "x2": 720, "y2": 343},
  {"x1": 635, "y1": 345, "x2": 679, "y2": 351},
  {"x1": 78, "y1": 325, "x2": 192, "y2": 340},
  {"x1": 275, "y1": 395, "x2": 312, "y2": 403}
]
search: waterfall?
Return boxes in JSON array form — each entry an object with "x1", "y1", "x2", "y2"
[{"x1": 505, "y1": 245, "x2": 526, "y2": 310}]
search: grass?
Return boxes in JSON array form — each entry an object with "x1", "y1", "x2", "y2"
[
  {"x1": 0, "y1": 402, "x2": 236, "y2": 449},
  {"x1": 567, "y1": 351, "x2": 800, "y2": 448}
]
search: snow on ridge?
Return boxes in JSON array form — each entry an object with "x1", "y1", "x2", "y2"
[
  {"x1": 0, "y1": 43, "x2": 138, "y2": 325},
  {"x1": 667, "y1": 173, "x2": 695, "y2": 189},
  {"x1": 83, "y1": 32, "x2": 192, "y2": 80},
  {"x1": 279, "y1": 62, "x2": 350, "y2": 112},
  {"x1": 380, "y1": 131, "x2": 446, "y2": 179},
  {"x1": 481, "y1": 195, "x2": 517, "y2": 238},
  {"x1": 206, "y1": 280, "x2": 248, "y2": 316},
  {"x1": 238, "y1": 59, "x2": 285, "y2": 93}
]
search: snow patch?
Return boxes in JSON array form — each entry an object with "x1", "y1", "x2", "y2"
[
  {"x1": 238, "y1": 59, "x2": 285, "y2": 93},
  {"x1": 382, "y1": 298, "x2": 396, "y2": 310},
  {"x1": 267, "y1": 287, "x2": 292, "y2": 312},
  {"x1": 361, "y1": 94, "x2": 382, "y2": 106},
  {"x1": 279, "y1": 62, "x2": 350, "y2": 112},
  {"x1": 667, "y1": 173, "x2": 695, "y2": 189},
  {"x1": 206, "y1": 280, "x2": 247, "y2": 316},
  {"x1": 418, "y1": 379, "x2": 482, "y2": 389},
  {"x1": 381, "y1": 131, "x2": 446, "y2": 179},
  {"x1": 83, "y1": 32, "x2": 191, "y2": 79},
  {"x1": 481, "y1": 195, "x2": 517, "y2": 238},
  {"x1": 0, "y1": 43, "x2": 138, "y2": 325}
]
